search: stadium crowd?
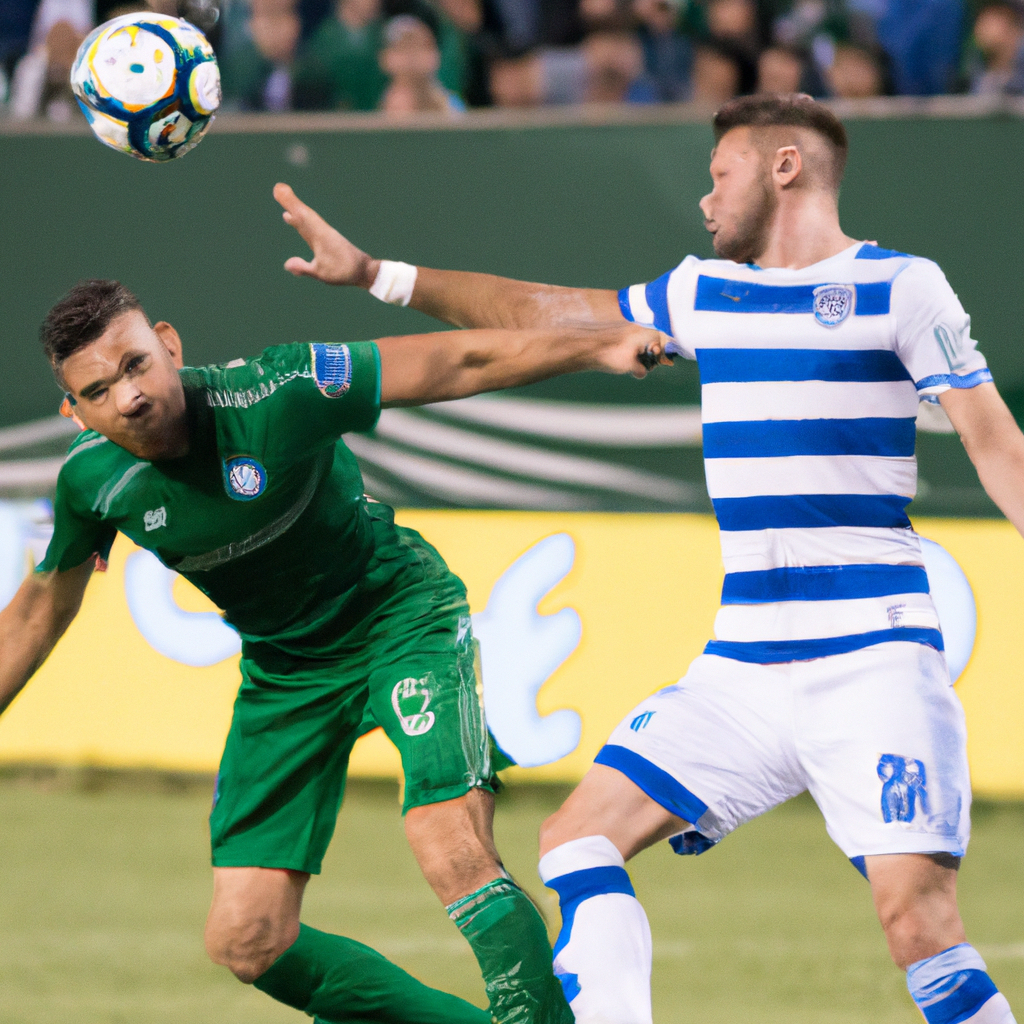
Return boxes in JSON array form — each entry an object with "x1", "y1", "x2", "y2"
[{"x1": 1, "y1": 0, "x2": 1023, "y2": 119}]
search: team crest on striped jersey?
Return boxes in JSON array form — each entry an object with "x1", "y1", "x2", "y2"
[
  {"x1": 310, "y1": 343, "x2": 352, "y2": 398},
  {"x1": 813, "y1": 284, "x2": 854, "y2": 327}
]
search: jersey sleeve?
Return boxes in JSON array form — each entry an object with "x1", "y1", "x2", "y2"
[
  {"x1": 35, "y1": 472, "x2": 116, "y2": 574},
  {"x1": 617, "y1": 256, "x2": 699, "y2": 360},
  {"x1": 253, "y1": 340, "x2": 382, "y2": 447},
  {"x1": 892, "y1": 259, "x2": 992, "y2": 396}
]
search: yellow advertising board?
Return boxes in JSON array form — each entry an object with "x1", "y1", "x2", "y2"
[{"x1": 0, "y1": 512, "x2": 1021, "y2": 797}]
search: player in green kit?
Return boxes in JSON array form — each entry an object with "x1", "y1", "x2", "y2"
[{"x1": 0, "y1": 187, "x2": 672, "y2": 1024}]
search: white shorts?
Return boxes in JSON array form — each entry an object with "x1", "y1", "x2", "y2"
[{"x1": 598, "y1": 642, "x2": 971, "y2": 866}]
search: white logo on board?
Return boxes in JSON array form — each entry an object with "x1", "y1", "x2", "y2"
[{"x1": 144, "y1": 507, "x2": 167, "y2": 531}]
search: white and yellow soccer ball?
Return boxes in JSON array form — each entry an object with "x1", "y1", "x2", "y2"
[{"x1": 70, "y1": 13, "x2": 221, "y2": 162}]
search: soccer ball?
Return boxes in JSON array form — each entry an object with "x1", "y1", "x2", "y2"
[{"x1": 70, "y1": 13, "x2": 221, "y2": 162}]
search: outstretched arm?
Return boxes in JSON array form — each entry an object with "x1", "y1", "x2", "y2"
[
  {"x1": 376, "y1": 321, "x2": 672, "y2": 407},
  {"x1": 0, "y1": 559, "x2": 93, "y2": 715},
  {"x1": 940, "y1": 382, "x2": 1024, "y2": 536},
  {"x1": 274, "y1": 183, "x2": 622, "y2": 330}
]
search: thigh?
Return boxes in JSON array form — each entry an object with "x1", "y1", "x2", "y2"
[
  {"x1": 598, "y1": 654, "x2": 806, "y2": 855},
  {"x1": 210, "y1": 652, "x2": 368, "y2": 875},
  {"x1": 364, "y1": 583, "x2": 506, "y2": 814},
  {"x1": 796, "y1": 642, "x2": 972, "y2": 865}
]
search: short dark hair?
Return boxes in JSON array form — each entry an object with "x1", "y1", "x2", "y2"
[
  {"x1": 41, "y1": 279, "x2": 145, "y2": 373},
  {"x1": 712, "y1": 93, "x2": 849, "y2": 189}
]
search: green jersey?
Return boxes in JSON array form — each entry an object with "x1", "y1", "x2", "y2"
[{"x1": 40, "y1": 341, "x2": 419, "y2": 651}]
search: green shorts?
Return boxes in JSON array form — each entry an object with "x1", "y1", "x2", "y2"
[{"x1": 209, "y1": 530, "x2": 512, "y2": 874}]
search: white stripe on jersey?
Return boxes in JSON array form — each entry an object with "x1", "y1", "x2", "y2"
[
  {"x1": 713, "y1": 592, "x2": 940, "y2": 644},
  {"x1": 717, "y1": 525, "x2": 925, "y2": 575},
  {"x1": 703, "y1": 455, "x2": 917, "y2": 500},
  {"x1": 700, "y1": 380, "x2": 920, "y2": 423}
]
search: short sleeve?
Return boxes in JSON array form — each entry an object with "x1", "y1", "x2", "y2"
[
  {"x1": 617, "y1": 256, "x2": 698, "y2": 360},
  {"x1": 35, "y1": 473, "x2": 116, "y2": 574},
  {"x1": 892, "y1": 259, "x2": 992, "y2": 396},
  {"x1": 253, "y1": 340, "x2": 381, "y2": 447}
]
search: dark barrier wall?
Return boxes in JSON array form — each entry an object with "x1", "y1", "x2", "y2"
[{"x1": 3, "y1": 112, "x2": 1023, "y2": 515}]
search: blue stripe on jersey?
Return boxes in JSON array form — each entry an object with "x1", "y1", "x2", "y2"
[
  {"x1": 645, "y1": 271, "x2": 673, "y2": 333},
  {"x1": 915, "y1": 368, "x2": 993, "y2": 391},
  {"x1": 694, "y1": 276, "x2": 891, "y2": 315},
  {"x1": 856, "y1": 243, "x2": 911, "y2": 260},
  {"x1": 702, "y1": 417, "x2": 917, "y2": 458},
  {"x1": 696, "y1": 348, "x2": 912, "y2": 384},
  {"x1": 617, "y1": 286, "x2": 634, "y2": 322},
  {"x1": 713, "y1": 493, "x2": 912, "y2": 531},
  {"x1": 704, "y1": 627, "x2": 944, "y2": 663},
  {"x1": 721, "y1": 563, "x2": 930, "y2": 604},
  {"x1": 595, "y1": 744, "x2": 710, "y2": 823}
]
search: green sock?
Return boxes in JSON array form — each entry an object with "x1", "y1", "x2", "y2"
[
  {"x1": 447, "y1": 879, "x2": 573, "y2": 1024},
  {"x1": 254, "y1": 923, "x2": 490, "y2": 1024}
]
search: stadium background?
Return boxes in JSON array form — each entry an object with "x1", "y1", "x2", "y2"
[{"x1": 0, "y1": 104, "x2": 1021, "y2": 1022}]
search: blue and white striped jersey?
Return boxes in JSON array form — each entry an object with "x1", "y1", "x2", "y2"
[{"x1": 619, "y1": 242, "x2": 992, "y2": 665}]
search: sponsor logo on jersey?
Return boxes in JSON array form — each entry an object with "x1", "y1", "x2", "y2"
[
  {"x1": 223, "y1": 457, "x2": 267, "y2": 501},
  {"x1": 630, "y1": 711, "x2": 655, "y2": 731},
  {"x1": 812, "y1": 284, "x2": 854, "y2": 327},
  {"x1": 878, "y1": 754, "x2": 928, "y2": 823},
  {"x1": 310, "y1": 343, "x2": 353, "y2": 398},
  {"x1": 392, "y1": 675, "x2": 436, "y2": 736},
  {"x1": 143, "y1": 506, "x2": 167, "y2": 531}
]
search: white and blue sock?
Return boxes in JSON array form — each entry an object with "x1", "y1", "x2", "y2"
[
  {"x1": 539, "y1": 835, "x2": 652, "y2": 1024},
  {"x1": 907, "y1": 944, "x2": 1016, "y2": 1024}
]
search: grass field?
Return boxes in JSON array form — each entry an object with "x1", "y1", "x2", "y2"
[{"x1": 0, "y1": 770, "x2": 1020, "y2": 1024}]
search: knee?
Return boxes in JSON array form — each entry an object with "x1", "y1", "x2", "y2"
[
  {"x1": 538, "y1": 810, "x2": 565, "y2": 857},
  {"x1": 204, "y1": 912, "x2": 299, "y2": 984},
  {"x1": 877, "y1": 899, "x2": 964, "y2": 971}
]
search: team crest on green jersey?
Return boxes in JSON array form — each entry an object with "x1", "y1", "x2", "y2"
[
  {"x1": 224, "y1": 457, "x2": 267, "y2": 501},
  {"x1": 310, "y1": 342, "x2": 353, "y2": 398}
]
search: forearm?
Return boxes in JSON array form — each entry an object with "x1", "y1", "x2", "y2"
[
  {"x1": 965, "y1": 438, "x2": 1024, "y2": 537},
  {"x1": 941, "y1": 384, "x2": 1024, "y2": 536},
  {"x1": 408, "y1": 267, "x2": 619, "y2": 331},
  {"x1": 378, "y1": 323, "x2": 658, "y2": 406},
  {"x1": 0, "y1": 570, "x2": 88, "y2": 715}
]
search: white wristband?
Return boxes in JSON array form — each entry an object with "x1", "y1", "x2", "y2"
[{"x1": 369, "y1": 260, "x2": 418, "y2": 307}]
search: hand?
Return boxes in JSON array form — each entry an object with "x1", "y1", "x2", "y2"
[
  {"x1": 273, "y1": 183, "x2": 380, "y2": 288},
  {"x1": 594, "y1": 323, "x2": 676, "y2": 378}
]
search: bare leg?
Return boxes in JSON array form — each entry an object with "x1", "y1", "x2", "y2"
[
  {"x1": 538, "y1": 765, "x2": 687, "y2": 1024},
  {"x1": 868, "y1": 853, "x2": 1016, "y2": 1024},
  {"x1": 205, "y1": 866, "x2": 307, "y2": 983}
]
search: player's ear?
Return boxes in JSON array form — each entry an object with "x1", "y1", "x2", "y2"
[
  {"x1": 153, "y1": 321, "x2": 184, "y2": 369},
  {"x1": 774, "y1": 145, "x2": 802, "y2": 188}
]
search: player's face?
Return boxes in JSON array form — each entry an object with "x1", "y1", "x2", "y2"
[
  {"x1": 699, "y1": 127, "x2": 777, "y2": 264},
  {"x1": 60, "y1": 311, "x2": 188, "y2": 460}
]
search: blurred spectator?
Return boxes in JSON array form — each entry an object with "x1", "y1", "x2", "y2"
[
  {"x1": 379, "y1": 10, "x2": 465, "y2": 112},
  {"x1": 826, "y1": 39, "x2": 886, "y2": 95},
  {"x1": 1, "y1": 0, "x2": 41, "y2": 83},
  {"x1": 220, "y1": 0, "x2": 301, "y2": 110},
  {"x1": 705, "y1": 0, "x2": 761, "y2": 54},
  {"x1": 691, "y1": 37, "x2": 756, "y2": 102},
  {"x1": 757, "y1": 43, "x2": 803, "y2": 91},
  {"x1": 9, "y1": 0, "x2": 91, "y2": 120},
  {"x1": 970, "y1": 0, "x2": 1024, "y2": 94},
  {"x1": 870, "y1": 0, "x2": 964, "y2": 94},
  {"x1": 634, "y1": 0, "x2": 692, "y2": 101},
  {"x1": 293, "y1": 0, "x2": 387, "y2": 109},
  {"x1": 584, "y1": 28, "x2": 646, "y2": 101}
]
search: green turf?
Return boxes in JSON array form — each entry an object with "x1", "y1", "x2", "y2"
[{"x1": 0, "y1": 771, "x2": 1020, "y2": 1024}]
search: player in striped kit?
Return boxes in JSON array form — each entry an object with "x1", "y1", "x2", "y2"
[{"x1": 277, "y1": 94, "x2": 1020, "y2": 1024}]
